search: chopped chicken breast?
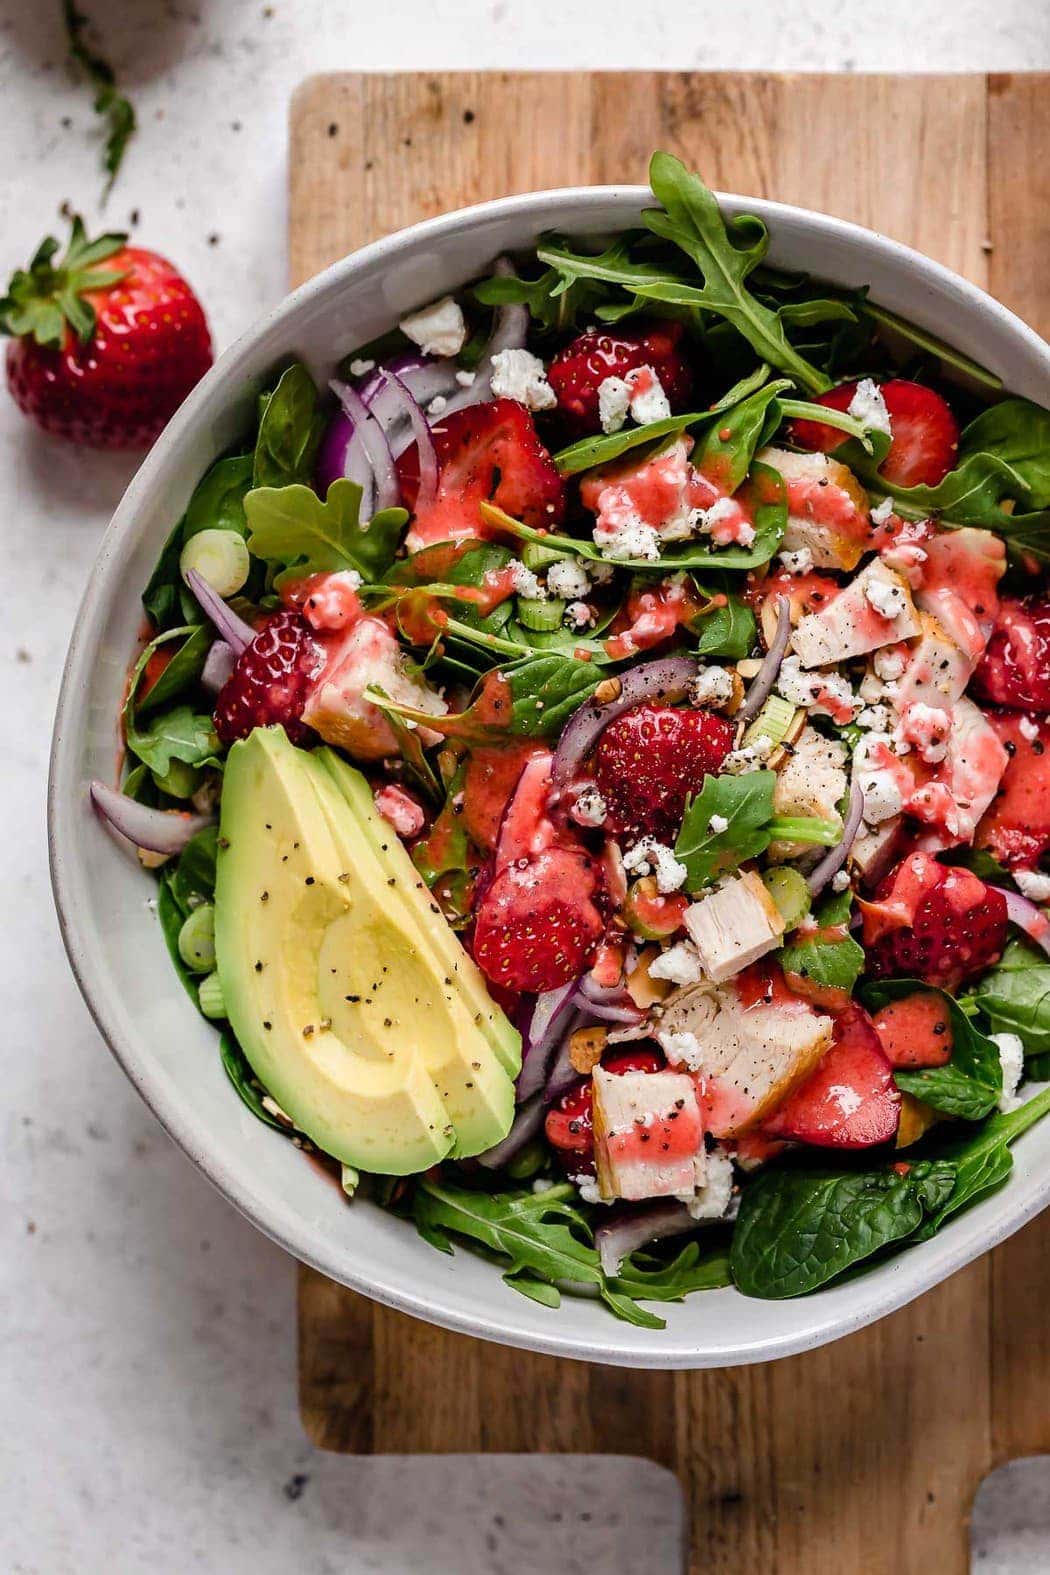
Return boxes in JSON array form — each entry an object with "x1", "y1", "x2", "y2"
[
  {"x1": 683, "y1": 871, "x2": 785, "y2": 983},
  {"x1": 592, "y1": 1068, "x2": 705, "y2": 1201},
  {"x1": 791, "y1": 560, "x2": 921, "y2": 669}
]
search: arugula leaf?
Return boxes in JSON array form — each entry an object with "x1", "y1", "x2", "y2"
[
  {"x1": 730, "y1": 1159, "x2": 957, "y2": 1298},
  {"x1": 377, "y1": 654, "x2": 601, "y2": 744},
  {"x1": 611, "y1": 1240, "x2": 732, "y2": 1304},
  {"x1": 126, "y1": 704, "x2": 219, "y2": 778},
  {"x1": 911, "y1": 1086, "x2": 1050, "y2": 1241},
  {"x1": 473, "y1": 265, "x2": 610, "y2": 334},
  {"x1": 245, "y1": 478, "x2": 406, "y2": 588},
  {"x1": 642, "y1": 153, "x2": 831, "y2": 396},
  {"x1": 252, "y1": 363, "x2": 325, "y2": 489},
  {"x1": 780, "y1": 891, "x2": 865, "y2": 997},
  {"x1": 860, "y1": 300, "x2": 1002, "y2": 391},
  {"x1": 862, "y1": 980, "x2": 1002, "y2": 1121},
  {"x1": 554, "y1": 411, "x2": 714, "y2": 477},
  {"x1": 181, "y1": 453, "x2": 253, "y2": 541},
  {"x1": 675, "y1": 771, "x2": 839, "y2": 890},
  {"x1": 971, "y1": 937, "x2": 1050, "y2": 1055}
]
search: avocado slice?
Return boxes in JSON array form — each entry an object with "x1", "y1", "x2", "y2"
[
  {"x1": 214, "y1": 728, "x2": 517, "y2": 1172},
  {"x1": 317, "y1": 749, "x2": 521, "y2": 1079},
  {"x1": 300, "y1": 749, "x2": 518, "y2": 1157}
]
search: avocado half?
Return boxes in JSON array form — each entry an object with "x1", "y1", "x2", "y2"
[{"x1": 214, "y1": 727, "x2": 521, "y2": 1174}]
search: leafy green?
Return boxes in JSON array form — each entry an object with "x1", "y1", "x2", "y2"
[
  {"x1": 376, "y1": 653, "x2": 601, "y2": 743},
  {"x1": 610, "y1": 1241, "x2": 732, "y2": 1305},
  {"x1": 860, "y1": 300, "x2": 1002, "y2": 391},
  {"x1": 245, "y1": 478, "x2": 406, "y2": 589},
  {"x1": 690, "y1": 586, "x2": 756, "y2": 659},
  {"x1": 779, "y1": 890, "x2": 865, "y2": 996},
  {"x1": 134, "y1": 624, "x2": 211, "y2": 714},
  {"x1": 181, "y1": 454, "x2": 253, "y2": 541},
  {"x1": 155, "y1": 872, "x2": 200, "y2": 1005},
  {"x1": 971, "y1": 937, "x2": 1050, "y2": 1055},
  {"x1": 641, "y1": 153, "x2": 831, "y2": 395},
  {"x1": 170, "y1": 827, "x2": 218, "y2": 912},
  {"x1": 691, "y1": 381, "x2": 791, "y2": 491},
  {"x1": 862, "y1": 980, "x2": 1002, "y2": 1121},
  {"x1": 911, "y1": 1087, "x2": 1050, "y2": 1241},
  {"x1": 126, "y1": 704, "x2": 219, "y2": 778},
  {"x1": 674, "y1": 771, "x2": 840, "y2": 890},
  {"x1": 142, "y1": 520, "x2": 198, "y2": 631},
  {"x1": 63, "y1": 0, "x2": 136, "y2": 195},
  {"x1": 554, "y1": 411, "x2": 713, "y2": 478},
  {"x1": 219, "y1": 1032, "x2": 300, "y2": 1135},
  {"x1": 473, "y1": 264, "x2": 610, "y2": 334},
  {"x1": 252, "y1": 363, "x2": 325, "y2": 490},
  {"x1": 730, "y1": 1160, "x2": 957, "y2": 1298}
]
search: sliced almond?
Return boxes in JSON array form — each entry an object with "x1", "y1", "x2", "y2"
[
  {"x1": 626, "y1": 943, "x2": 674, "y2": 1008},
  {"x1": 569, "y1": 1025, "x2": 608, "y2": 1075}
]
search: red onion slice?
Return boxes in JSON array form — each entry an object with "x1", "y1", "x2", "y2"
[
  {"x1": 571, "y1": 983, "x2": 644, "y2": 1027},
  {"x1": 993, "y1": 886, "x2": 1050, "y2": 957},
  {"x1": 331, "y1": 379, "x2": 399, "y2": 510},
  {"x1": 737, "y1": 595, "x2": 791, "y2": 723},
  {"x1": 595, "y1": 1202, "x2": 698, "y2": 1276},
  {"x1": 543, "y1": 1020, "x2": 587, "y2": 1104},
  {"x1": 517, "y1": 980, "x2": 579, "y2": 1101},
  {"x1": 91, "y1": 780, "x2": 214, "y2": 854},
  {"x1": 184, "y1": 569, "x2": 254, "y2": 656},
  {"x1": 377, "y1": 368, "x2": 439, "y2": 512},
  {"x1": 439, "y1": 257, "x2": 529, "y2": 416},
  {"x1": 477, "y1": 1094, "x2": 545, "y2": 1169},
  {"x1": 807, "y1": 776, "x2": 865, "y2": 898},
  {"x1": 201, "y1": 639, "x2": 236, "y2": 694},
  {"x1": 551, "y1": 656, "x2": 698, "y2": 792}
]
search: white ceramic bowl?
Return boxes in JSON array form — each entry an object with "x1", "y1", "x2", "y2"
[{"x1": 50, "y1": 186, "x2": 1050, "y2": 1368}]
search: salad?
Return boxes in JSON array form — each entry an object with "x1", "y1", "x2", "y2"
[{"x1": 92, "y1": 153, "x2": 1050, "y2": 1327}]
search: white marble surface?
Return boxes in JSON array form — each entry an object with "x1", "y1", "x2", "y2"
[{"x1": 3, "y1": 2, "x2": 1050, "y2": 1570}]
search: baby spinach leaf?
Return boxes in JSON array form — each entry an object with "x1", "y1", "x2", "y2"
[
  {"x1": 252, "y1": 362, "x2": 325, "y2": 489},
  {"x1": 181, "y1": 453, "x2": 253, "y2": 541},
  {"x1": 125, "y1": 704, "x2": 220, "y2": 777},
  {"x1": 690, "y1": 586, "x2": 756, "y2": 659},
  {"x1": 780, "y1": 891, "x2": 865, "y2": 997},
  {"x1": 955, "y1": 398, "x2": 1050, "y2": 505},
  {"x1": 171, "y1": 826, "x2": 218, "y2": 912},
  {"x1": 142, "y1": 520, "x2": 198, "y2": 631},
  {"x1": 675, "y1": 771, "x2": 839, "y2": 890},
  {"x1": 910, "y1": 1085, "x2": 1050, "y2": 1241},
  {"x1": 370, "y1": 653, "x2": 600, "y2": 744},
  {"x1": 641, "y1": 153, "x2": 831, "y2": 395},
  {"x1": 219, "y1": 1031, "x2": 300, "y2": 1135},
  {"x1": 692, "y1": 380, "x2": 791, "y2": 492},
  {"x1": 134, "y1": 624, "x2": 212, "y2": 714},
  {"x1": 554, "y1": 410, "x2": 713, "y2": 477},
  {"x1": 730, "y1": 1159, "x2": 957, "y2": 1298},
  {"x1": 245, "y1": 478, "x2": 407, "y2": 588},
  {"x1": 156, "y1": 873, "x2": 200, "y2": 1004},
  {"x1": 971, "y1": 937, "x2": 1050, "y2": 1054},
  {"x1": 862, "y1": 979, "x2": 1002, "y2": 1121}
]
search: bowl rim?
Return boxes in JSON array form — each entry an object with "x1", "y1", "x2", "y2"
[{"x1": 49, "y1": 181, "x2": 1050, "y2": 1368}]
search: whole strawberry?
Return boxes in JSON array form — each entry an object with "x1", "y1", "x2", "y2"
[
  {"x1": 592, "y1": 704, "x2": 735, "y2": 841},
  {"x1": 1, "y1": 216, "x2": 212, "y2": 448},
  {"x1": 861, "y1": 851, "x2": 1007, "y2": 991}
]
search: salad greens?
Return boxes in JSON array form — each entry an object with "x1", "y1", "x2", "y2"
[{"x1": 675, "y1": 771, "x2": 840, "y2": 891}]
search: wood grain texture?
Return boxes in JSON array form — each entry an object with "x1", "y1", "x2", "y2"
[{"x1": 292, "y1": 71, "x2": 1050, "y2": 1574}]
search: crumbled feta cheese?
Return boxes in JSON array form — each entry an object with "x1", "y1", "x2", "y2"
[
  {"x1": 656, "y1": 1027, "x2": 704, "y2": 1071},
  {"x1": 696, "y1": 495, "x2": 756, "y2": 549},
  {"x1": 848, "y1": 377, "x2": 893, "y2": 437},
  {"x1": 690, "y1": 665, "x2": 736, "y2": 708},
  {"x1": 1014, "y1": 869, "x2": 1050, "y2": 902},
  {"x1": 455, "y1": 368, "x2": 476, "y2": 388},
  {"x1": 778, "y1": 547, "x2": 814, "y2": 575},
  {"x1": 509, "y1": 561, "x2": 546, "y2": 600},
  {"x1": 598, "y1": 375, "x2": 632, "y2": 434},
  {"x1": 593, "y1": 513, "x2": 661, "y2": 562},
  {"x1": 571, "y1": 788, "x2": 608, "y2": 827},
  {"x1": 1019, "y1": 716, "x2": 1040, "y2": 743},
  {"x1": 874, "y1": 647, "x2": 907, "y2": 682},
  {"x1": 831, "y1": 869, "x2": 852, "y2": 892},
  {"x1": 399, "y1": 295, "x2": 467, "y2": 358},
  {"x1": 856, "y1": 704, "x2": 892, "y2": 732},
  {"x1": 722, "y1": 736, "x2": 774, "y2": 775},
  {"x1": 685, "y1": 1148, "x2": 736, "y2": 1220},
  {"x1": 625, "y1": 365, "x2": 672, "y2": 424},
  {"x1": 708, "y1": 813, "x2": 729, "y2": 835},
  {"x1": 648, "y1": 941, "x2": 704, "y2": 987},
  {"x1": 623, "y1": 837, "x2": 688, "y2": 894},
  {"x1": 427, "y1": 394, "x2": 448, "y2": 417},
  {"x1": 870, "y1": 496, "x2": 896, "y2": 525},
  {"x1": 858, "y1": 766, "x2": 904, "y2": 825},
  {"x1": 349, "y1": 356, "x2": 375, "y2": 377},
  {"x1": 574, "y1": 1176, "x2": 607, "y2": 1205},
  {"x1": 565, "y1": 600, "x2": 596, "y2": 630},
  {"x1": 776, "y1": 655, "x2": 856, "y2": 721},
  {"x1": 546, "y1": 559, "x2": 592, "y2": 600},
  {"x1": 865, "y1": 572, "x2": 909, "y2": 621},
  {"x1": 993, "y1": 1032, "x2": 1025, "y2": 1113},
  {"x1": 898, "y1": 701, "x2": 952, "y2": 764},
  {"x1": 531, "y1": 1176, "x2": 556, "y2": 1194},
  {"x1": 588, "y1": 559, "x2": 616, "y2": 586},
  {"x1": 489, "y1": 347, "x2": 557, "y2": 411}
]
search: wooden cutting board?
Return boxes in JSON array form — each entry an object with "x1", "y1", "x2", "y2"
[{"x1": 289, "y1": 72, "x2": 1050, "y2": 1574}]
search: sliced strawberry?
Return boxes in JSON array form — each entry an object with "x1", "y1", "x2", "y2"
[
  {"x1": 871, "y1": 990, "x2": 953, "y2": 1068},
  {"x1": 862, "y1": 850, "x2": 1008, "y2": 990},
  {"x1": 973, "y1": 598, "x2": 1050, "y2": 713},
  {"x1": 789, "y1": 378, "x2": 959, "y2": 488},
  {"x1": 213, "y1": 610, "x2": 321, "y2": 747},
  {"x1": 472, "y1": 845, "x2": 604, "y2": 992},
  {"x1": 592, "y1": 704, "x2": 735, "y2": 842},
  {"x1": 544, "y1": 1049, "x2": 664, "y2": 1161},
  {"x1": 765, "y1": 1004, "x2": 900, "y2": 1148},
  {"x1": 975, "y1": 711, "x2": 1050, "y2": 868},
  {"x1": 461, "y1": 741, "x2": 550, "y2": 854},
  {"x1": 400, "y1": 398, "x2": 565, "y2": 547},
  {"x1": 547, "y1": 320, "x2": 693, "y2": 436}
]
